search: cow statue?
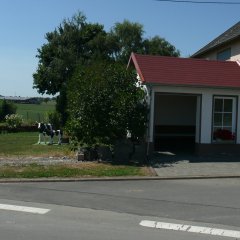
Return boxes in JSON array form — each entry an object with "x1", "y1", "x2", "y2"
[
  {"x1": 37, "y1": 122, "x2": 63, "y2": 145},
  {"x1": 37, "y1": 122, "x2": 47, "y2": 144}
]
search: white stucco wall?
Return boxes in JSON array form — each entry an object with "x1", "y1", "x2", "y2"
[
  {"x1": 195, "y1": 96, "x2": 201, "y2": 143},
  {"x1": 147, "y1": 85, "x2": 240, "y2": 144},
  {"x1": 230, "y1": 41, "x2": 240, "y2": 61},
  {"x1": 143, "y1": 85, "x2": 154, "y2": 144}
]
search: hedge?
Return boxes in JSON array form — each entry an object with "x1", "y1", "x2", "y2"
[{"x1": 0, "y1": 124, "x2": 37, "y2": 133}]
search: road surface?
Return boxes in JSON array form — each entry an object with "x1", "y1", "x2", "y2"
[{"x1": 0, "y1": 179, "x2": 240, "y2": 239}]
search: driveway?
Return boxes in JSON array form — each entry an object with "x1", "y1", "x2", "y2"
[{"x1": 151, "y1": 151, "x2": 240, "y2": 178}]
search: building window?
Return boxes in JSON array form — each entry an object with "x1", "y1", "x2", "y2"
[
  {"x1": 212, "y1": 96, "x2": 236, "y2": 143},
  {"x1": 217, "y1": 48, "x2": 231, "y2": 61}
]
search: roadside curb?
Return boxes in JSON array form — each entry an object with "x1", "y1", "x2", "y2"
[{"x1": 0, "y1": 175, "x2": 240, "y2": 183}]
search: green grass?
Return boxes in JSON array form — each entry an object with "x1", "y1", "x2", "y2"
[
  {"x1": 16, "y1": 101, "x2": 55, "y2": 123},
  {"x1": 0, "y1": 132, "x2": 71, "y2": 157},
  {"x1": 0, "y1": 132, "x2": 152, "y2": 179},
  {"x1": 0, "y1": 162, "x2": 147, "y2": 178}
]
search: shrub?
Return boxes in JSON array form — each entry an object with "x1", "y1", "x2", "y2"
[
  {"x1": 5, "y1": 114, "x2": 23, "y2": 129},
  {"x1": 0, "y1": 100, "x2": 17, "y2": 121},
  {"x1": 66, "y1": 62, "x2": 148, "y2": 147},
  {"x1": 47, "y1": 111, "x2": 62, "y2": 129}
]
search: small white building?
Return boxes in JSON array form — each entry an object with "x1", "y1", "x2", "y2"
[{"x1": 128, "y1": 53, "x2": 240, "y2": 155}]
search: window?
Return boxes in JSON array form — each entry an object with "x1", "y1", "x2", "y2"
[
  {"x1": 212, "y1": 97, "x2": 236, "y2": 143},
  {"x1": 217, "y1": 48, "x2": 231, "y2": 61}
]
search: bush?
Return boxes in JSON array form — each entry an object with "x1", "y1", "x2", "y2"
[
  {"x1": 0, "y1": 124, "x2": 37, "y2": 133},
  {"x1": 47, "y1": 111, "x2": 62, "y2": 129},
  {"x1": 5, "y1": 114, "x2": 23, "y2": 129},
  {"x1": 66, "y1": 62, "x2": 148, "y2": 147},
  {"x1": 0, "y1": 100, "x2": 17, "y2": 121}
]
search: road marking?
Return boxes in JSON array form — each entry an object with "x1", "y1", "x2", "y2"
[
  {"x1": 0, "y1": 204, "x2": 50, "y2": 214},
  {"x1": 140, "y1": 220, "x2": 240, "y2": 239}
]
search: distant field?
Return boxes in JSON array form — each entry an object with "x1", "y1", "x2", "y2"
[{"x1": 16, "y1": 101, "x2": 55, "y2": 123}]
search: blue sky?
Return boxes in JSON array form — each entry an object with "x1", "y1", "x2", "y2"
[{"x1": 0, "y1": 0, "x2": 239, "y2": 97}]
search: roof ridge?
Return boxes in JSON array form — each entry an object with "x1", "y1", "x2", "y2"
[
  {"x1": 192, "y1": 21, "x2": 240, "y2": 57},
  {"x1": 133, "y1": 52, "x2": 238, "y2": 65}
]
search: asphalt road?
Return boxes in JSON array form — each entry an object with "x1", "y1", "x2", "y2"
[{"x1": 0, "y1": 179, "x2": 240, "y2": 239}]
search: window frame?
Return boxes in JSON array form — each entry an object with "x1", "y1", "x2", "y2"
[
  {"x1": 217, "y1": 48, "x2": 231, "y2": 61},
  {"x1": 212, "y1": 95, "x2": 237, "y2": 143}
]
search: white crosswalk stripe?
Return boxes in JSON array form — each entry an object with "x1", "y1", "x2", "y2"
[
  {"x1": 140, "y1": 220, "x2": 240, "y2": 239},
  {"x1": 0, "y1": 203, "x2": 50, "y2": 214}
]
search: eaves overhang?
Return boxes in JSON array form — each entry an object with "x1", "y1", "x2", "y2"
[
  {"x1": 192, "y1": 36, "x2": 240, "y2": 58},
  {"x1": 142, "y1": 82, "x2": 240, "y2": 91}
]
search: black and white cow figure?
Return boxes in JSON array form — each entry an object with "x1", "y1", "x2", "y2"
[
  {"x1": 37, "y1": 122, "x2": 63, "y2": 145},
  {"x1": 37, "y1": 122, "x2": 47, "y2": 144},
  {"x1": 55, "y1": 128, "x2": 63, "y2": 145}
]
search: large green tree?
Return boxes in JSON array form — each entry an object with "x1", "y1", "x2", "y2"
[
  {"x1": 66, "y1": 62, "x2": 147, "y2": 146},
  {"x1": 143, "y1": 36, "x2": 180, "y2": 56},
  {"x1": 33, "y1": 12, "x2": 180, "y2": 126},
  {"x1": 33, "y1": 12, "x2": 110, "y2": 124},
  {"x1": 108, "y1": 20, "x2": 180, "y2": 63},
  {"x1": 33, "y1": 12, "x2": 110, "y2": 95}
]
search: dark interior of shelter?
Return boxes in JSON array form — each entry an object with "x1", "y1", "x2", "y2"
[{"x1": 154, "y1": 94, "x2": 198, "y2": 153}]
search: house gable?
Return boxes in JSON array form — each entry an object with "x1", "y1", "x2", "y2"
[{"x1": 192, "y1": 21, "x2": 240, "y2": 61}]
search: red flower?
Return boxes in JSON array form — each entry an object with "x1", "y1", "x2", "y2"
[{"x1": 213, "y1": 129, "x2": 235, "y2": 140}]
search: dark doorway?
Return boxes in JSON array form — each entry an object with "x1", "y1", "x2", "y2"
[{"x1": 154, "y1": 94, "x2": 200, "y2": 153}]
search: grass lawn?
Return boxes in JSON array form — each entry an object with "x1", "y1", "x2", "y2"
[
  {"x1": 0, "y1": 162, "x2": 149, "y2": 178},
  {"x1": 16, "y1": 101, "x2": 55, "y2": 123},
  {"x1": 0, "y1": 132, "x2": 152, "y2": 178},
  {"x1": 0, "y1": 132, "x2": 71, "y2": 157}
]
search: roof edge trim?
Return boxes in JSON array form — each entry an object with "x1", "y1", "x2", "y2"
[{"x1": 127, "y1": 53, "x2": 145, "y2": 82}]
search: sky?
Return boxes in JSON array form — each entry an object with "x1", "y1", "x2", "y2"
[{"x1": 0, "y1": 0, "x2": 239, "y2": 97}]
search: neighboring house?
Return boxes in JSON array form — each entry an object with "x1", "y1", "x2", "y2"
[
  {"x1": 192, "y1": 21, "x2": 240, "y2": 61},
  {"x1": 128, "y1": 53, "x2": 240, "y2": 155}
]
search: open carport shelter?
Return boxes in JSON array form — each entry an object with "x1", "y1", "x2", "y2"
[{"x1": 128, "y1": 53, "x2": 240, "y2": 155}]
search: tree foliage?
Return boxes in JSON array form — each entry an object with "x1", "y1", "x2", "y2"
[
  {"x1": 33, "y1": 12, "x2": 110, "y2": 125},
  {"x1": 0, "y1": 100, "x2": 17, "y2": 122},
  {"x1": 66, "y1": 62, "x2": 148, "y2": 146},
  {"x1": 108, "y1": 20, "x2": 144, "y2": 63},
  {"x1": 108, "y1": 20, "x2": 180, "y2": 63},
  {"x1": 33, "y1": 12, "x2": 180, "y2": 128},
  {"x1": 33, "y1": 12, "x2": 110, "y2": 95},
  {"x1": 143, "y1": 36, "x2": 180, "y2": 56},
  {"x1": 33, "y1": 12, "x2": 180, "y2": 96}
]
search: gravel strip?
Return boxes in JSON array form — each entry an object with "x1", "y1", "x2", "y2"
[{"x1": 0, "y1": 157, "x2": 77, "y2": 166}]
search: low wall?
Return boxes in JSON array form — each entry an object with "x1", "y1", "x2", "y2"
[{"x1": 195, "y1": 143, "x2": 240, "y2": 156}]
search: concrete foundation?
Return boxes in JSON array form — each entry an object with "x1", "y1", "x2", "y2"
[{"x1": 195, "y1": 143, "x2": 240, "y2": 156}]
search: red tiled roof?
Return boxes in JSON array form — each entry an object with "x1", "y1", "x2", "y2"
[{"x1": 128, "y1": 53, "x2": 240, "y2": 88}]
